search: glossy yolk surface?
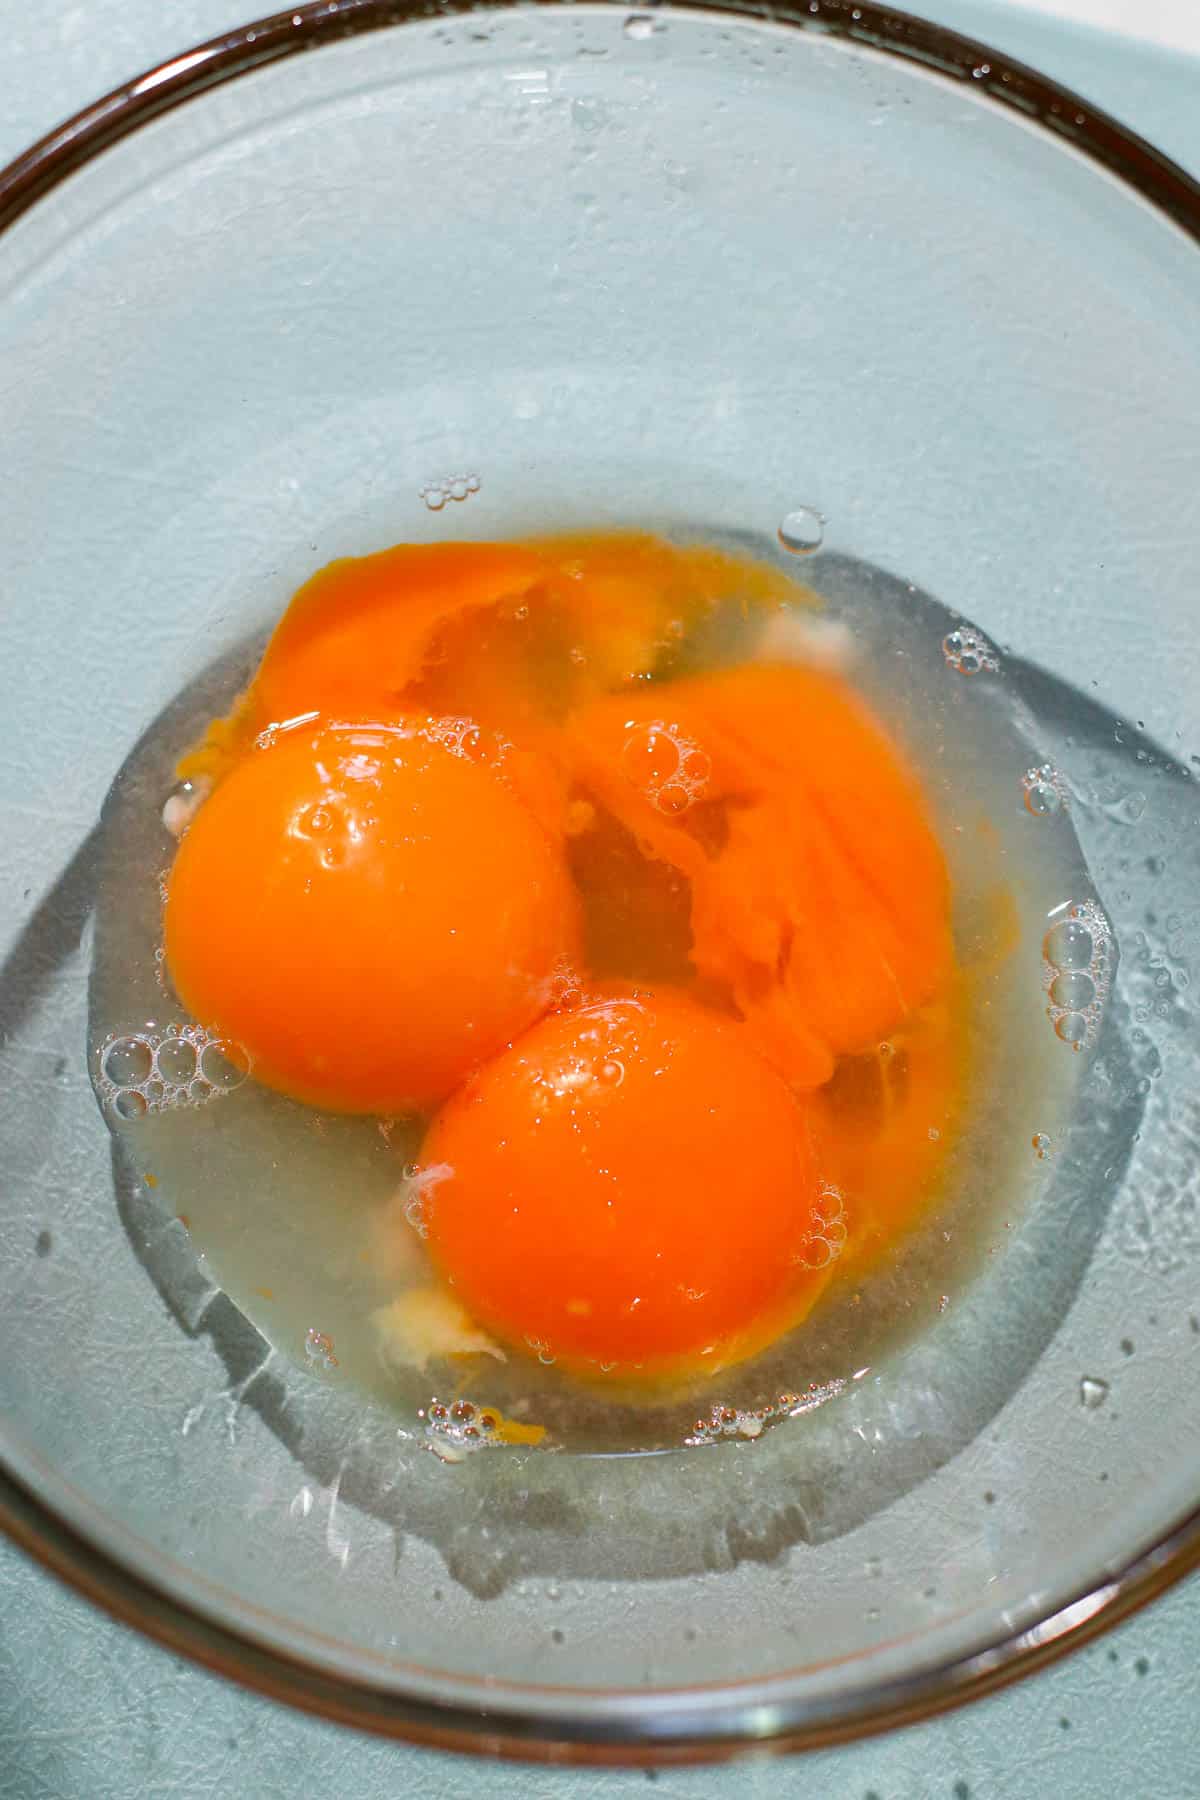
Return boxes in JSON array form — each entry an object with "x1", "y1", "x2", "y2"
[
  {"x1": 562, "y1": 665, "x2": 953, "y2": 1088},
  {"x1": 165, "y1": 530, "x2": 972, "y2": 1381},
  {"x1": 164, "y1": 723, "x2": 578, "y2": 1114},
  {"x1": 422, "y1": 993, "x2": 831, "y2": 1371}
]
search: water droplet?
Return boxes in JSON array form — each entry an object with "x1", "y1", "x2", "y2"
[
  {"x1": 777, "y1": 506, "x2": 824, "y2": 555},
  {"x1": 113, "y1": 1089, "x2": 148, "y2": 1121},
  {"x1": 1080, "y1": 1376, "x2": 1109, "y2": 1409},
  {"x1": 102, "y1": 1035, "x2": 153, "y2": 1086},
  {"x1": 155, "y1": 1038, "x2": 197, "y2": 1085}
]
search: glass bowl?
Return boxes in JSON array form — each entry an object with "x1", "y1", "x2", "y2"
[{"x1": 2, "y1": 0, "x2": 1199, "y2": 1760}]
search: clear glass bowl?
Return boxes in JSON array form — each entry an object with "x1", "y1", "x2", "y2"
[{"x1": 2, "y1": 0, "x2": 1199, "y2": 1758}]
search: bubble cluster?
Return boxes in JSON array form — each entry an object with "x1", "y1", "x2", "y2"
[
  {"x1": 1043, "y1": 900, "x2": 1113, "y2": 1051},
  {"x1": 419, "y1": 472, "x2": 480, "y2": 511},
  {"x1": 620, "y1": 720, "x2": 712, "y2": 816},
  {"x1": 96, "y1": 1026, "x2": 250, "y2": 1119},
  {"x1": 685, "y1": 1377, "x2": 846, "y2": 1445},
  {"x1": 420, "y1": 1396, "x2": 508, "y2": 1459},
  {"x1": 546, "y1": 955, "x2": 585, "y2": 1012},
  {"x1": 777, "y1": 506, "x2": 825, "y2": 556},
  {"x1": 424, "y1": 715, "x2": 488, "y2": 762},
  {"x1": 942, "y1": 626, "x2": 999, "y2": 677},
  {"x1": 304, "y1": 1327, "x2": 338, "y2": 1369},
  {"x1": 1022, "y1": 763, "x2": 1067, "y2": 818},
  {"x1": 1032, "y1": 1132, "x2": 1053, "y2": 1160},
  {"x1": 793, "y1": 1183, "x2": 848, "y2": 1271}
]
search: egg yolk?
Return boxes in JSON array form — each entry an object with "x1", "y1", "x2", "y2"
[
  {"x1": 164, "y1": 722, "x2": 578, "y2": 1114},
  {"x1": 161, "y1": 529, "x2": 979, "y2": 1390},
  {"x1": 562, "y1": 664, "x2": 953, "y2": 1088},
  {"x1": 421, "y1": 992, "x2": 832, "y2": 1374}
]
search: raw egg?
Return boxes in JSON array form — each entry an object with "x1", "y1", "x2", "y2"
[
  {"x1": 164, "y1": 721, "x2": 578, "y2": 1114},
  {"x1": 420, "y1": 991, "x2": 833, "y2": 1376}
]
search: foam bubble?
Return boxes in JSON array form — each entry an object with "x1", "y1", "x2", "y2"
[
  {"x1": 420, "y1": 472, "x2": 481, "y2": 511},
  {"x1": 96, "y1": 1025, "x2": 251, "y2": 1119},
  {"x1": 942, "y1": 627, "x2": 999, "y2": 677},
  {"x1": 620, "y1": 721, "x2": 711, "y2": 816},
  {"x1": 155, "y1": 1037, "x2": 198, "y2": 1085},
  {"x1": 1022, "y1": 763, "x2": 1067, "y2": 817},
  {"x1": 685, "y1": 1377, "x2": 847, "y2": 1445},
  {"x1": 102, "y1": 1035, "x2": 154, "y2": 1086},
  {"x1": 792, "y1": 1182, "x2": 848, "y2": 1271},
  {"x1": 1042, "y1": 899, "x2": 1113, "y2": 1051}
]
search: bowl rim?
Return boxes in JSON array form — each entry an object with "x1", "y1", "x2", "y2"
[{"x1": 3, "y1": 0, "x2": 1200, "y2": 1762}]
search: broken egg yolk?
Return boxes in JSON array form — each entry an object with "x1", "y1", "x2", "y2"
[
  {"x1": 421, "y1": 992, "x2": 830, "y2": 1372},
  {"x1": 164, "y1": 722, "x2": 578, "y2": 1114},
  {"x1": 164, "y1": 530, "x2": 972, "y2": 1384}
]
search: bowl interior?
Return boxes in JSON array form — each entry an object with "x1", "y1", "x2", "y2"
[{"x1": 2, "y1": 0, "x2": 1199, "y2": 1747}]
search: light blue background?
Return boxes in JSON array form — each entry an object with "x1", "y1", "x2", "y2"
[{"x1": 1, "y1": 2, "x2": 1197, "y2": 1794}]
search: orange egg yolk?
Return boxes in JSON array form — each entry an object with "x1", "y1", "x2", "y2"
[
  {"x1": 164, "y1": 722, "x2": 578, "y2": 1114},
  {"x1": 163, "y1": 529, "x2": 975, "y2": 1383},
  {"x1": 562, "y1": 664, "x2": 953, "y2": 1088},
  {"x1": 421, "y1": 992, "x2": 831, "y2": 1372}
]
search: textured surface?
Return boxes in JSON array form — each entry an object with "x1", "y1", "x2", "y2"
[{"x1": 2, "y1": 0, "x2": 1200, "y2": 1795}]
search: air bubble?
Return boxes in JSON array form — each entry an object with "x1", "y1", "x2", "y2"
[
  {"x1": 114, "y1": 1089, "x2": 148, "y2": 1121},
  {"x1": 427, "y1": 716, "x2": 488, "y2": 763},
  {"x1": 420, "y1": 472, "x2": 480, "y2": 511},
  {"x1": 1054, "y1": 1012, "x2": 1089, "y2": 1047},
  {"x1": 777, "y1": 507, "x2": 824, "y2": 555},
  {"x1": 199, "y1": 1040, "x2": 249, "y2": 1090},
  {"x1": 188, "y1": 1077, "x2": 214, "y2": 1103},
  {"x1": 102, "y1": 1035, "x2": 153, "y2": 1086},
  {"x1": 942, "y1": 626, "x2": 999, "y2": 676},
  {"x1": 623, "y1": 13, "x2": 662, "y2": 37},
  {"x1": 1079, "y1": 1376, "x2": 1109, "y2": 1409},
  {"x1": 1050, "y1": 970, "x2": 1095, "y2": 1010},
  {"x1": 1022, "y1": 764, "x2": 1066, "y2": 817},
  {"x1": 155, "y1": 1038, "x2": 197, "y2": 1085},
  {"x1": 686, "y1": 1378, "x2": 845, "y2": 1445},
  {"x1": 1045, "y1": 919, "x2": 1094, "y2": 971},
  {"x1": 620, "y1": 720, "x2": 710, "y2": 816}
]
